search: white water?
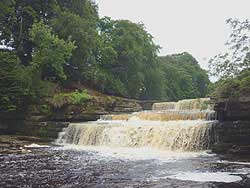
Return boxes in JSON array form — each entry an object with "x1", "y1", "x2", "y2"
[
  {"x1": 152, "y1": 98, "x2": 214, "y2": 111},
  {"x1": 57, "y1": 145, "x2": 210, "y2": 162},
  {"x1": 24, "y1": 143, "x2": 50, "y2": 148},
  {"x1": 56, "y1": 120, "x2": 216, "y2": 151},
  {"x1": 166, "y1": 172, "x2": 242, "y2": 183}
]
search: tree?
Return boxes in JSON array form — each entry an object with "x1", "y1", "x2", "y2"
[
  {"x1": 0, "y1": 50, "x2": 31, "y2": 112},
  {"x1": 209, "y1": 18, "x2": 250, "y2": 78},
  {"x1": 0, "y1": 21, "x2": 75, "y2": 114},
  {"x1": 51, "y1": 0, "x2": 100, "y2": 81},
  {"x1": 159, "y1": 53, "x2": 210, "y2": 100},
  {"x1": 0, "y1": 0, "x2": 58, "y2": 66},
  {"x1": 31, "y1": 22, "x2": 76, "y2": 80},
  {"x1": 98, "y1": 18, "x2": 161, "y2": 99},
  {"x1": 0, "y1": 0, "x2": 211, "y2": 113}
]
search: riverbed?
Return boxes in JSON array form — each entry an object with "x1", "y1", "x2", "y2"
[{"x1": 1, "y1": 146, "x2": 250, "y2": 188}]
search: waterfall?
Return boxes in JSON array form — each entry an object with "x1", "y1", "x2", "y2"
[
  {"x1": 152, "y1": 98, "x2": 214, "y2": 111},
  {"x1": 100, "y1": 98, "x2": 216, "y2": 121},
  {"x1": 100, "y1": 111, "x2": 216, "y2": 122},
  {"x1": 56, "y1": 98, "x2": 217, "y2": 152}
]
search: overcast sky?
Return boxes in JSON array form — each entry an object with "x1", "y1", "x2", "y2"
[{"x1": 95, "y1": 0, "x2": 250, "y2": 70}]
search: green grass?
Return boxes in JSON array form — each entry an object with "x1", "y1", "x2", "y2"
[{"x1": 51, "y1": 90, "x2": 91, "y2": 108}]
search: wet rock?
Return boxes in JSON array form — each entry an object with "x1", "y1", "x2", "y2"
[
  {"x1": 0, "y1": 135, "x2": 50, "y2": 155},
  {"x1": 211, "y1": 120, "x2": 250, "y2": 161},
  {"x1": 227, "y1": 145, "x2": 250, "y2": 156},
  {"x1": 0, "y1": 121, "x2": 69, "y2": 140},
  {"x1": 214, "y1": 97, "x2": 250, "y2": 121},
  {"x1": 211, "y1": 143, "x2": 233, "y2": 154},
  {"x1": 213, "y1": 121, "x2": 250, "y2": 145}
]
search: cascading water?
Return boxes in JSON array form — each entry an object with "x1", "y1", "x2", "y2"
[
  {"x1": 56, "y1": 121, "x2": 215, "y2": 151},
  {"x1": 152, "y1": 98, "x2": 214, "y2": 111},
  {"x1": 101, "y1": 98, "x2": 216, "y2": 121},
  {"x1": 56, "y1": 98, "x2": 217, "y2": 151}
]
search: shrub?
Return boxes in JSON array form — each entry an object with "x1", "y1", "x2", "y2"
[{"x1": 211, "y1": 69, "x2": 250, "y2": 99}]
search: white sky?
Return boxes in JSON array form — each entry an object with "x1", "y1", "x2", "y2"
[{"x1": 95, "y1": 0, "x2": 250, "y2": 71}]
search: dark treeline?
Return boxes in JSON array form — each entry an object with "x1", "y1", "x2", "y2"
[
  {"x1": 159, "y1": 53, "x2": 209, "y2": 101},
  {"x1": 0, "y1": 0, "x2": 210, "y2": 113}
]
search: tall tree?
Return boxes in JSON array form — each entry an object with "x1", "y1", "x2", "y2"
[
  {"x1": 51, "y1": 0, "x2": 100, "y2": 81},
  {"x1": 31, "y1": 21, "x2": 76, "y2": 80},
  {"x1": 0, "y1": 0, "x2": 57, "y2": 65},
  {"x1": 99, "y1": 18, "x2": 161, "y2": 99},
  {"x1": 0, "y1": 50, "x2": 31, "y2": 113}
]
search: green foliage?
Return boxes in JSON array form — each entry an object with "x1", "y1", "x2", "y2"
[
  {"x1": 209, "y1": 19, "x2": 250, "y2": 78},
  {"x1": 0, "y1": 1, "x2": 77, "y2": 113},
  {"x1": 0, "y1": 0, "x2": 211, "y2": 115},
  {"x1": 211, "y1": 69, "x2": 250, "y2": 99},
  {"x1": 31, "y1": 21, "x2": 76, "y2": 80},
  {"x1": 51, "y1": 91, "x2": 91, "y2": 108},
  {"x1": 0, "y1": 50, "x2": 31, "y2": 112},
  {"x1": 51, "y1": 0, "x2": 99, "y2": 81},
  {"x1": 159, "y1": 52, "x2": 210, "y2": 101},
  {"x1": 0, "y1": 0, "x2": 56, "y2": 65},
  {"x1": 97, "y1": 18, "x2": 162, "y2": 99},
  {"x1": 209, "y1": 19, "x2": 250, "y2": 100}
]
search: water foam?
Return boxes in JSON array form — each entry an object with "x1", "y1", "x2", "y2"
[
  {"x1": 166, "y1": 172, "x2": 242, "y2": 183},
  {"x1": 57, "y1": 145, "x2": 208, "y2": 162}
]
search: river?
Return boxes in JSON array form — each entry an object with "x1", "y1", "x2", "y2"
[
  {"x1": 1, "y1": 146, "x2": 250, "y2": 188},
  {"x1": 1, "y1": 98, "x2": 249, "y2": 188}
]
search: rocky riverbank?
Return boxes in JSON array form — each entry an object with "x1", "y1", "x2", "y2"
[
  {"x1": 214, "y1": 96, "x2": 250, "y2": 121},
  {"x1": 212, "y1": 95, "x2": 250, "y2": 159},
  {"x1": 0, "y1": 135, "x2": 50, "y2": 154},
  {"x1": 1, "y1": 89, "x2": 250, "y2": 161},
  {"x1": 0, "y1": 88, "x2": 151, "y2": 141}
]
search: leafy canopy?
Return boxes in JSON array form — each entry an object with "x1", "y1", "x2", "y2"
[
  {"x1": 209, "y1": 19, "x2": 250, "y2": 78},
  {"x1": 31, "y1": 22, "x2": 76, "y2": 80},
  {"x1": 0, "y1": 0, "x2": 211, "y2": 115}
]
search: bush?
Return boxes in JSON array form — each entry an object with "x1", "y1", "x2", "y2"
[{"x1": 211, "y1": 69, "x2": 250, "y2": 99}]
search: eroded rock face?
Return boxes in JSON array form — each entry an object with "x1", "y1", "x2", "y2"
[
  {"x1": 202, "y1": 96, "x2": 250, "y2": 157},
  {"x1": 213, "y1": 121, "x2": 250, "y2": 145},
  {"x1": 0, "y1": 95, "x2": 143, "y2": 138},
  {"x1": 212, "y1": 121, "x2": 250, "y2": 158},
  {"x1": 214, "y1": 97, "x2": 250, "y2": 121},
  {"x1": 0, "y1": 119, "x2": 69, "y2": 140},
  {"x1": 49, "y1": 97, "x2": 143, "y2": 122}
]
